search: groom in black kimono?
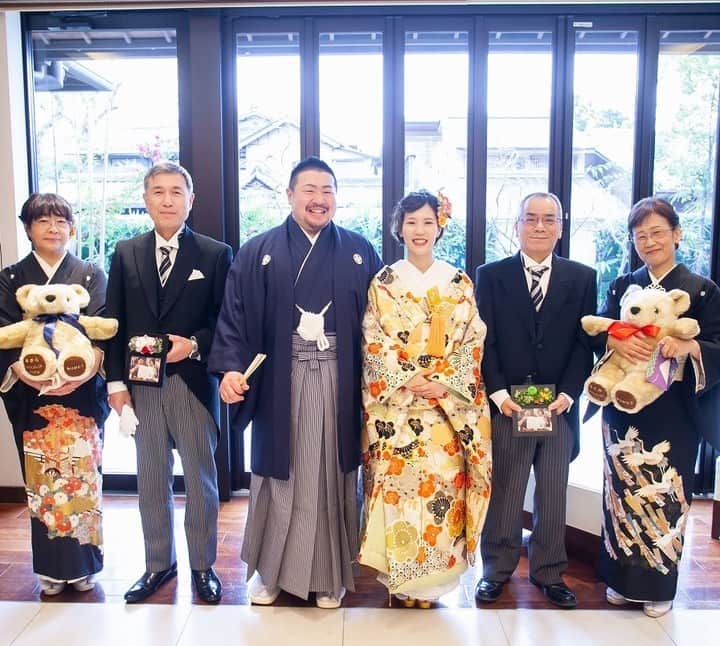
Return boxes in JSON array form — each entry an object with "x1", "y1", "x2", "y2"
[{"x1": 209, "y1": 157, "x2": 382, "y2": 608}]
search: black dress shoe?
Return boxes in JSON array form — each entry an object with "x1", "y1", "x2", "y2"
[
  {"x1": 529, "y1": 576, "x2": 577, "y2": 608},
  {"x1": 124, "y1": 563, "x2": 177, "y2": 603},
  {"x1": 475, "y1": 578, "x2": 504, "y2": 603},
  {"x1": 192, "y1": 568, "x2": 222, "y2": 603}
]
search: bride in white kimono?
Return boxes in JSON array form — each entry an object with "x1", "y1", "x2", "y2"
[{"x1": 358, "y1": 191, "x2": 492, "y2": 607}]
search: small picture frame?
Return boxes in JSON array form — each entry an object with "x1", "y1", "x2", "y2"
[
  {"x1": 511, "y1": 383, "x2": 558, "y2": 436},
  {"x1": 127, "y1": 334, "x2": 168, "y2": 387}
]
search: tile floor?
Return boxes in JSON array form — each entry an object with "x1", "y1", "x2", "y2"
[
  {"x1": 0, "y1": 496, "x2": 718, "y2": 644},
  {"x1": 2, "y1": 602, "x2": 720, "y2": 646}
]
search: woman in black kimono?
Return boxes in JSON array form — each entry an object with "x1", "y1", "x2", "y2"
[
  {"x1": 596, "y1": 197, "x2": 720, "y2": 617},
  {"x1": 0, "y1": 193, "x2": 109, "y2": 595}
]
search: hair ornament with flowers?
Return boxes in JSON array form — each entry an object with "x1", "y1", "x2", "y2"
[{"x1": 437, "y1": 190, "x2": 452, "y2": 228}]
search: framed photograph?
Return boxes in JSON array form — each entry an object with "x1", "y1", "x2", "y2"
[
  {"x1": 510, "y1": 383, "x2": 558, "y2": 436},
  {"x1": 127, "y1": 334, "x2": 168, "y2": 387}
]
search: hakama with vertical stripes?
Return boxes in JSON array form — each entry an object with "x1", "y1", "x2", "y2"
[{"x1": 241, "y1": 335, "x2": 357, "y2": 599}]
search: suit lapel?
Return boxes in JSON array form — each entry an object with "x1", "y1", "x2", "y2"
[
  {"x1": 498, "y1": 253, "x2": 536, "y2": 338},
  {"x1": 536, "y1": 255, "x2": 572, "y2": 331},
  {"x1": 160, "y1": 228, "x2": 195, "y2": 318},
  {"x1": 134, "y1": 232, "x2": 159, "y2": 319}
]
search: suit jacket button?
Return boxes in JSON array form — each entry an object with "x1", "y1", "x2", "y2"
[{"x1": 537, "y1": 343, "x2": 543, "y2": 349}]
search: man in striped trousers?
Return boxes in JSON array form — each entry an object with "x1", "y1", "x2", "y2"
[
  {"x1": 105, "y1": 162, "x2": 232, "y2": 604},
  {"x1": 474, "y1": 193, "x2": 596, "y2": 608}
]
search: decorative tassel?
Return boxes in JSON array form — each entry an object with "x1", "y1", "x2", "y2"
[{"x1": 425, "y1": 287, "x2": 446, "y2": 358}]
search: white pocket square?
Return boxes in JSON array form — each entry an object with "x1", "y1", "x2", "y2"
[{"x1": 188, "y1": 269, "x2": 205, "y2": 281}]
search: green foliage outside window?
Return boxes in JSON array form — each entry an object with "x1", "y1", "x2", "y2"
[
  {"x1": 654, "y1": 53, "x2": 719, "y2": 280},
  {"x1": 35, "y1": 92, "x2": 171, "y2": 273}
]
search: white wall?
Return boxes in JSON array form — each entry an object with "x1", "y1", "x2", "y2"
[
  {"x1": 524, "y1": 473, "x2": 602, "y2": 536},
  {"x1": 0, "y1": 10, "x2": 29, "y2": 488}
]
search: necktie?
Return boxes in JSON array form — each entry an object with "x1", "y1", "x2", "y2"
[
  {"x1": 158, "y1": 246, "x2": 172, "y2": 286},
  {"x1": 529, "y1": 265, "x2": 548, "y2": 311}
]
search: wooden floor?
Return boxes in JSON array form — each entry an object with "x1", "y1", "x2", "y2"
[{"x1": 0, "y1": 495, "x2": 718, "y2": 609}]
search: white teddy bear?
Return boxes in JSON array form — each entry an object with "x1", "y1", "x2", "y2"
[
  {"x1": 0, "y1": 283, "x2": 118, "y2": 386},
  {"x1": 581, "y1": 285, "x2": 699, "y2": 413}
]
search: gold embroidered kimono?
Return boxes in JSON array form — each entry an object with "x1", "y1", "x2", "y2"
[{"x1": 358, "y1": 260, "x2": 492, "y2": 598}]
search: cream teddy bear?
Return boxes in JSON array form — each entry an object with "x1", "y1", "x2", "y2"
[
  {"x1": 0, "y1": 283, "x2": 118, "y2": 385},
  {"x1": 581, "y1": 285, "x2": 699, "y2": 414}
]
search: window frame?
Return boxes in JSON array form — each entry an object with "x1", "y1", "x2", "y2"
[{"x1": 20, "y1": 4, "x2": 720, "y2": 496}]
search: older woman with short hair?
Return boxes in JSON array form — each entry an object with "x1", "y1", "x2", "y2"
[
  {"x1": 596, "y1": 197, "x2": 720, "y2": 617},
  {"x1": 0, "y1": 193, "x2": 109, "y2": 596}
]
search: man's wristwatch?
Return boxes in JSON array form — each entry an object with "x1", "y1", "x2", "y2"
[{"x1": 188, "y1": 336, "x2": 200, "y2": 360}]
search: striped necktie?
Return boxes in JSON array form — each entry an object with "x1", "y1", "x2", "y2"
[
  {"x1": 529, "y1": 265, "x2": 548, "y2": 311},
  {"x1": 158, "y1": 246, "x2": 172, "y2": 286}
]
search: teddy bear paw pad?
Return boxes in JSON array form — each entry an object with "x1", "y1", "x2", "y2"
[
  {"x1": 587, "y1": 382, "x2": 608, "y2": 402},
  {"x1": 615, "y1": 390, "x2": 637, "y2": 410},
  {"x1": 23, "y1": 354, "x2": 47, "y2": 376},
  {"x1": 63, "y1": 357, "x2": 87, "y2": 378}
]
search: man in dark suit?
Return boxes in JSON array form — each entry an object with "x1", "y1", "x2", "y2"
[
  {"x1": 105, "y1": 162, "x2": 232, "y2": 603},
  {"x1": 474, "y1": 192, "x2": 596, "y2": 608}
]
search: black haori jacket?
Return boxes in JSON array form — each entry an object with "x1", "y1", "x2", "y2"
[{"x1": 209, "y1": 217, "x2": 382, "y2": 479}]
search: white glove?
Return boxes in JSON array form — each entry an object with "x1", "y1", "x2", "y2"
[{"x1": 118, "y1": 404, "x2": 139, "y2": 438}]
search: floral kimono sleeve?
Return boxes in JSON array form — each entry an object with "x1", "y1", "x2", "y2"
[
  {"x1": 362, "y1": 278, "x2": 421, "y2": 407},
  {"x1": 426, "y1": 274, "x2": 487, "y2": 407}
]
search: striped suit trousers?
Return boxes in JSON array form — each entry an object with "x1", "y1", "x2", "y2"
[
  {"x1": 131, "y1": 373, "x2": 219, "y2": 572},
  {"x1": 480, "y1": 411, "x2": 574, "y2": 585}
]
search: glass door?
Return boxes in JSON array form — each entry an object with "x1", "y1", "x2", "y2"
[
  {"x1": 653, "y1": 27, "x2": 720, "y2": 278},
  {"x1": 235, "y1": 28, "x2": 302, "y2": 246},
  {"x1": 318, "y1": 24, "x2": 384, "y2": 255},
  {"x1": 485, "y1": 28, "x2": 554, "y2": 263},
  {"x1": 404, "y1": 27, "x2": 469, "y2": 270},
  {"x1": 29, "y1": 25, "x2": 182, "y2": 479},
  {"x1": 565, "y1": 20, "x2": 643, "y2": 492},
  {"x1": 567, "y1": 23, "x2": 641, "y2": 307}
]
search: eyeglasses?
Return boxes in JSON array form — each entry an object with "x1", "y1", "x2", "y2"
[
  {"x1": 631, "y1": 228, "x2": 673, "y2": 246},
  {"x1": 34, "y1": 216, "x2": 71, "y2": 229},
  {"x1": 519, "y1": 216, "x2": 561, "y2": 228}
]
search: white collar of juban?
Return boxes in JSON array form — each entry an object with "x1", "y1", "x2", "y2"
[
  {"x1": 33, "y1": 250, "x2": 67, "y2": 282},
  {"x1": 648, "y1": 264, "x2": 677, "y2": 287},
  {"x1": 391, "y1": 258, "x2": 457, "y2": 296},
  {"x1": 301, "y1": 227, "x2": 320, "y2": 245}
]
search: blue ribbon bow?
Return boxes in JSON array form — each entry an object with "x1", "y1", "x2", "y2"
[{"x1": 33, "y1": 313, "x2": 88, "y2": 357}]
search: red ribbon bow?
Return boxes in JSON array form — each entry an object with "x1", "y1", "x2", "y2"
[{"x1": 607, "y1": 321, "x2": 661, "y2": 340}]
